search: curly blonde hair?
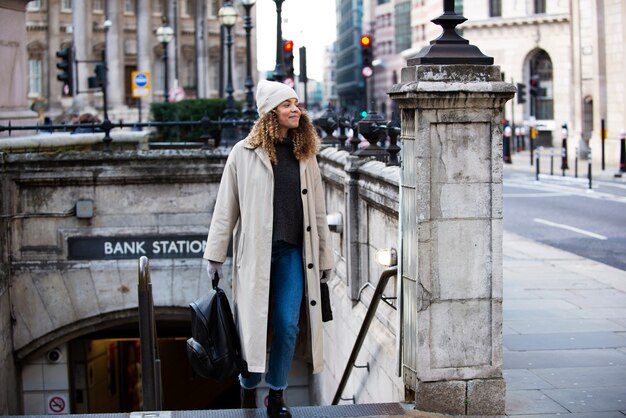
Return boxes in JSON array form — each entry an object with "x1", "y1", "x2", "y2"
[{"x1": 246, "y1": 110, "x2": 320, "y2": 164}]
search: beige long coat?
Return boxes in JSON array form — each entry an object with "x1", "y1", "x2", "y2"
[{"x1": 203, "y1": 137, "x2": 334, "y2": 374}]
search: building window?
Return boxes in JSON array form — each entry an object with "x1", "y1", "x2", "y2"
[
  {"x1": 93, "y1": 0, "x2": 104, "y2": 12},
  {"x1": 529, "y1": 49, "x2": 553, "y2": 120},
  {"x1": 28, "y1": 59, "x2": 42, "y2": 96},
  {"x1": 61, "y1": 0, "x2": 72, "y2": 11},
  {"x1": 27, "y1": 0, "x2": 41, "y2": 11},
  {"x1": 209, "y1": 0, "x2": 220, "y2": 17},
  {"x1": 394, "y1": 0, "x2": 411, "y2": 52},
  {"x1": 182, "y1": 0, "x2": 193, "y2": 17},
  {"x1": 124, "y1": 0, "x2": 135, "y2": 14},
  {"x1": 489, "y1": 0, "x2": 501, "y2": 17},
  {"x1": 154, "y1": 0, "x2": 163, "y2": 14},
  {"x1": 534, "y1": 0, "x2": 546, "y2": 14},
  {"x1": 185, "y1": 60, "x2": 195, "y2": 88}
]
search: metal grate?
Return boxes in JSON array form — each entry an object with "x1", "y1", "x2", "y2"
[
  {"x1": 8, "y1": 402, "x2": 405, "y2": 418},
  {"x1": 172, "y1": 403, "x2": 405, "y2": 418}
]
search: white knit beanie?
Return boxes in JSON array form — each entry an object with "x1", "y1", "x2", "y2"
[{"x1": 255, "y1": 79, "x2": 299, "y2": 115}]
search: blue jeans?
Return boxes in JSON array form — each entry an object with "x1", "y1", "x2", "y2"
[{"x1": 240, "y1": 240, "x2": 304, "y2": 390}]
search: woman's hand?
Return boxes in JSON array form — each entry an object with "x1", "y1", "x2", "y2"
[{"x1": 207, "y1": 261, "x2": 224, "y2": 281}]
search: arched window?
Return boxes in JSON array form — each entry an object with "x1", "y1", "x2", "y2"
[{"x1": 529, "y1": 49, "x2": 553, "y2": 120}]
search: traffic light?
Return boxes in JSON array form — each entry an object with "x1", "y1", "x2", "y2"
[
  {"x1": 56, "y1": 47, "x2": 73, "y2": 96},
  {"x1": 516, "y1": 82, "x2": 526, "y2": 104},
  {"x1": 88, "y1": 63, "x2": 105, "y2": 89},
  {"x1": 282, "y1": 40, "x2": 295, "y2": 81},
  {"x1": 530, "y1": 75, "x2": 542, "y2": 97},
  {"x1": 360, "y1": 35, "x2": 373, "y2": 78},
  {"x1": 299, "y1": 46, "x2": 308, "y2": 83}
]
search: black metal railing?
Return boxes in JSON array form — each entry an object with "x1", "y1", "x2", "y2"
[
  {"x1": 314, "y1": 103, "x2": 401, "y2": 166},
  {"x1": 0, "y1": 115, "x2": 256, "y2": 150},
  {"x1": 2, "y1": 105, "x2": 403, "y2": 162},
  {"x1": 332, "y1": 265, "x2": 398, "y2": 405}
]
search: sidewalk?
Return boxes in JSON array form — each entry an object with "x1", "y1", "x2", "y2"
[{"x1": 502, "y1": 231, "x2": 626, "y2": 417}]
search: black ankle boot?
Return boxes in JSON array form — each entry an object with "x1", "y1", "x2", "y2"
[
  {"x1": 267, "y1": 389, "x2": 291, "y2": 418},
  {"x1": 240, "y1": 387, "x2": 257, "y2": 409}
]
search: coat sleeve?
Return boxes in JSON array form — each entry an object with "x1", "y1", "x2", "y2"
[
  {"x1": 311, "y1": 157, "x2": 334, "y2": 271},
  {"x1": 204, "y1": 150, "x2": 240, "y2": 263}
]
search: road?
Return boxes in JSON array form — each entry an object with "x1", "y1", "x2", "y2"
[{"x1": 503, "y1": 170, "x2": 626, "y2": 271}]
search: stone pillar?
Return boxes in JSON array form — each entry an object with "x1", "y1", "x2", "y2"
[
  {"x1": 389, "y1": 64, "x2": 515, "y2": 415},
  {"x1": 136, "y1": 0, "x2": 153, "y2": 106},
  {"x1": 106, "y1": 0, "x2": 124, "y2": 109},
  {"x1": 166, "y1": 0, "x2": 177, "y2": 92},
  {"x1": 194, "y1": 0, "x2": 207, "y2": 98},
  {"x1": 0, "y1": 0, "x2": 37, "y2": 131},
  {"x1": 72, "y1": 0, "x2": 88, "y2": 110},
  {"x1": 47, "y1": 0, "x2": 62, "y2": 108}
]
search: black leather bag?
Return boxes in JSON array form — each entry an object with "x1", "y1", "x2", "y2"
[{"x1": 186, "y1": 274, "x2": 248, "y2": 381}]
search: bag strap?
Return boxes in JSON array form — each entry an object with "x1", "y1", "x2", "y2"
[{"x1": 212, "y1": 271, "x2": 220, "y2": 289}]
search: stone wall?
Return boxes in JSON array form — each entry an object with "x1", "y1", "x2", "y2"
[
  {"x1": 0, "y1": 148, "x2": 228, "y2": 367},
  {"x1": 314, "y1": 146, "x2": 404, "y2": 405}
]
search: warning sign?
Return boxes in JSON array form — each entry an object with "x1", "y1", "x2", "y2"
[
  {"x1": 47, "y1": 394, "x2": 68, "y2": 414},
  {"x1": 132, "y1": 71, "x2": 151, "y2": 98}
]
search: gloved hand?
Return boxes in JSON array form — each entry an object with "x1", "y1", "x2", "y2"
[
  {"x1": 320, "y1": 269, "x2": 332, "y2": 283},
  {"x1": 207, "y1": 261, "x2": 224, "y2": 281}
]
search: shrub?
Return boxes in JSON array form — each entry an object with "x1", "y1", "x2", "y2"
[{"x1": 150, "y1": 99, "x2": 242, "y2": 144}]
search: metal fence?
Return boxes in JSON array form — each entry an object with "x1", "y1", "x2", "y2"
[{"x1": 1, "y1": 105, "x2": 402, "y2": 165}]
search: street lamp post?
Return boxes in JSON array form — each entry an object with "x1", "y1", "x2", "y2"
[
  {"x1": 272, "y1": 0, "x2": 286, "y2": 82},
  {"x1": 156, "y1": 21, "x2": 174, "y2": 102},
  {"x1": 219, "y1": 1, "x2": 239, "y2": 146},
  {"x1": 241, "y1": 0, "x2": 257, "y2": 122},
  {"x1": 102, "y1": 20, "x2": 112, "y2": 123},
  {"x1": 102, "y1": 19, "x2": 113, "y2": 150}
]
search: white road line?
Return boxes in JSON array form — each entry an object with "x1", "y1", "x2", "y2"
[
  {"x1": 504, "y1": 192, "x2": 570, "y2": 198},
  {"x1": 533, "y1": 218, "x2": 608, "y2": 240}
]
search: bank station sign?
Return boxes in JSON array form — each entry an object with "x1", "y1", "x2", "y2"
[{"x1": 68, "y1": 236, "x2": 207, "y2": 260}]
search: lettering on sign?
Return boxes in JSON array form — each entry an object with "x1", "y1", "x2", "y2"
[{"x1": 68, "y1": 236, "x2": 207, "y2": 260}]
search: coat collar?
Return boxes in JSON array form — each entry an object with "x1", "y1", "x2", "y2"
[{"x1": 242, "y1": 136, "x2": 308, "y2": 176}]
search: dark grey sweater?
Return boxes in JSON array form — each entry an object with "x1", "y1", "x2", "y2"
[{"x1": 272, "y1": 138, "x2": 303, "y2": 247}]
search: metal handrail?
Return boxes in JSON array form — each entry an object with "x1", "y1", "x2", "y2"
[
  {"x1": 138, "y1": 256, "x2": 162, "y2": 411},
  {"x1": 332, "y1": 265, "x2": 398, "y2": 405}
]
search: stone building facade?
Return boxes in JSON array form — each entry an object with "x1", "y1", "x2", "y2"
[
  {"x1": 24, "y1": 0, "x2": 255, "y2": 121},
  {"x1": 362, "y1": 0, "x2": 624, "y2": 166},
  {"x1": 462, "y1": 0, "x2": 625, "y2": 165}
]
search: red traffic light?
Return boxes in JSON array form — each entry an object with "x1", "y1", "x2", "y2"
[
  {"x1": 360, "y1": 35, "x2": 372, "y2": 47},
  {"x1": 283, "y1": 40, "x2": 294, "y2": 52}
]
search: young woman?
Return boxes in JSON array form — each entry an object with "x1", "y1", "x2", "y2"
[{"x1": 203, "y1": 79, "x2": 333, "y2": 418}]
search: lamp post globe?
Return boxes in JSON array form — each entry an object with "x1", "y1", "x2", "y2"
[
  {"x1": 156, "y1": 23, "x2": 174, "y2": 102},
  {"x1": 219, "y1": 1, "x2": 240, "y2": 146}
]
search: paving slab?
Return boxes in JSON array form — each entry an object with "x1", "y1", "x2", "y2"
[
  {"x1": 505, "y1": 318, "x2": 624, "y2": 333},
  {"x1": 503, "y1": 308, "x2": 584, "y2": 321},
  {"x1": 505, "y1": 389, "x2": 568, "y2": 415},
  {"x1": 531, "y1": 366, "x2": 626, "y2": 389},
  {"x1": 504, "y1": 331, "x2": 626, "y2": 350},
  {"x1": 504, "y1": 347, "x2": 626, "y2": 370},
  {"x1": 507, "y1": 412, "x2": 626, "y2": 418},
  {"x1": 503, "y1": 369, "x2": 553, "y2": 390},
  {"x1": 542, "y1": 386, "x2": 626, "y2": 413}
]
